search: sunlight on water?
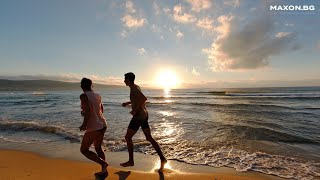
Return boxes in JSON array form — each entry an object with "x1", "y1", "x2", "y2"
[
  {"x1": 158, "y1": 111, "x2": 174, "y2": 117},
  {"x1": 161, "y1": 121, "x2": 176, "y2": 136},
  {"x1": 163, "y1": 127, "x2": 174, "y2": 136},
  {"x1": 156, "y1": 118, "x2": 182, "y2": 144},
  {"x1": 1, "y1": 87, "x2": 320, "y2": 179},
  {"x1": 152, "y1": 161, "x2": 173, "y2": 172},
  {"x1": 33, "y1": 91, "x2": 45, "y2": 95},
  {"x1": 163, "y1": 89, "x2": 171, "y2": 98},
  {"x1": 163, "y1": 89, "x2": 174, "y2": 103},
  {"x1": 164, "y1": 99, "x2": 174, "y2": 103}
]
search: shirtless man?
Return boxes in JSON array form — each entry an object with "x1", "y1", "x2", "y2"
[
  {"x1": 120, "y1": 72, "x2": 167, "y2": 170},
  {"x1": 79, "y1": 78, "x2": 108, "y2": 175}
]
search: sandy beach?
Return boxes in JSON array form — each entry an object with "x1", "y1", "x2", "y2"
[{"x1": 0, "y1": 149, "x2": 284, "y2": 180}]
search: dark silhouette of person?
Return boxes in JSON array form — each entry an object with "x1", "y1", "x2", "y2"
[
  {"x1": 79, "y1": 78, "x2": 108, "y2": 175},
  {"x1": 120, "y1": 72, "x2": 167, "y2": 170}
]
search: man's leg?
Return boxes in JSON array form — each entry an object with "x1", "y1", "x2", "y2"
[
  {"x1": 81, "y1": 130, "x2": 108, "y2": 174},
  {"x1": 142, "y1": 128, "x2": 167, "y2": 170},
  {"x1": 120, "y1": 128, "x2": 137, "y2": 167}
]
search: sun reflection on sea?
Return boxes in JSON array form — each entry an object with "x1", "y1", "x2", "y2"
[
  {"x1": 154, "y1": 116, "x2": 183, "y2": 144},
  {"x1": 164, "y1": 99, "x2": 173, "y2": 103},
  {"x1": 159, "y1": 111, "x2": 174, "y2": 117},
  {"x1": 163, "y1": 127, "x2": 174, "y2": 136},
  {"x1": 163, "y1": 89, "x2": 174, "y2": 103},
  {"x1": 152, "y1": 161, "x2": 174, "y2": 172},
  {"x1": 164, "y1": 88, "x2": 171, "y2": 97}
]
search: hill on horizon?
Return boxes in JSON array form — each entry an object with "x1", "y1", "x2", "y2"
[{"x1": 0, "y1": 79, "x2": 124, "y2": 91}]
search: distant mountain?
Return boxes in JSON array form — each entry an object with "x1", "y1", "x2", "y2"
[{"x1": 0, "y1": 79, "x2": 124, "y2": 91}]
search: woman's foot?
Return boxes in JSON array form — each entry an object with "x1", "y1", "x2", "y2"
[
  {"x1": 120, "y1": 161, "x2": 134, "y2": 167},
  {"x1": 95, "y1": 162, "x2": 108, "y2": 175},
  {"x1": 159, "y1": 158, "x2": 167, "y2": 170}
]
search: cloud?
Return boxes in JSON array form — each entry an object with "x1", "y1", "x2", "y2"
[
  {"x1": 0, "y1": 74, "x2": 123, "y2": 85},
  {"x1": 192, "y1": 67, "x2": 200, "y2": 76},
  {"x1": 275, "y1": 32, "x2": 292, "y2": 38},
  {"x1": 214, "y1": 15, "x2": 234, "y2": 37},
  {"x1": 285, "y1": 23, "x2": 294, "y2": 27},
  {"x1": 120, "y1": 30, "x2": 128, "y2": 38},
  {"x1": 182, "y1": 79, "x2": 320, "y2": 88},
  {"x1": 176, "y1": 30, "x2": 184, "y2": 38},
  {"x1": 122, "y1": 15, "x2": 147, "y2": 28},
  {"x1": 196, "y1": 17, "x2": 214, "y2": 31},
  {"x1": 203, "y1": 16, "x2": 296, "y2": 71},
  {"x1": 186, "y1": 0, "x2": 212, "y2": 12},
  {"x1": 224, "y1": 0, "x2": 240, "y2": 8},
  {"x1": 138, "y1": 48, "x2": 147, "y2": 55},
  {"x1": 173, "y1": 5, "x2": 197, "y2": 23},
  {"x1": 151, "y1": 24, "x2": 161, "y2": 33},
  {"x1": 87, "y1": 75, "x2": 123, "y2": 85},
  {"x1": 250, "y1": 7, "x2": 257, "y2": 12},
  {"x1": 0, "y1": 74, "x2": 78, "y2": 82},
  {"x1": 163, "y1": 8, "x2": 171, "y2": 15},
  {"x1": 153, "y1": 2, "x2": 161, "y2": 15},
  {"x1": 317, "y1": 41, "x2": 320, "y2": 50},
  {"x1": 125, "y1": 1, "x2": 136, "y2": 13}
]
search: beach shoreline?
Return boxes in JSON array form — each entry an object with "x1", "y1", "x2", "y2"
[
  {"x1": 0, "y1": 149, "x2": 283, "y2": 180},
  {"x1": 0, "y1": 139, "x2": 286, "y2": 180},
  {"x1": 2, "y1": 86, "x2": 319, "y2": 179}
]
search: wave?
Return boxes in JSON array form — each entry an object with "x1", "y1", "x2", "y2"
[
  {"x1": 228, "y1": 95, "x2": 320, "y2": 100},
  {"x1": 0, "y1": 120, "x2": 81, "y2": 143},
  {"x1": 149, "y1": 96, "x2": 207, "y2": 100},
  {"x1": 147, "y1": 95, "x2": 320, "y2": 102},
  {"x1": 161, "y1": 145, "x2": 320, "y2": 180},
  {"x1": 188, "y1": 91, "x2": 228, "y2": 95},
  {"x1": 193, "y1": 90, "x2": 320, "y2": 98},
  {"x1": 223, "y1": 125, "x2": 319, "y2": 144},
  {"x1": 33, "y1": 91, "x2": 46, "y2": 95},
  {"x1": 104, "y1": 138, "x2": 320, "y2": 179},
  {"x1": 1, "y1": 99, "x2": 58, "y2": 106},
  {"x1": 147, "y1": 101, "x2": 320, "y2": 113},
  {"x1": 1, "y1": 120, "x2": 319, "y2": 179}
]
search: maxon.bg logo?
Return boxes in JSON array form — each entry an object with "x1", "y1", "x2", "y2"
[
  {"x1": 270, "y1": 5, "x2": 315, "y2": 11},
  {"x1": 269, "y1": 2, "x2": 319, "y2": 14}
]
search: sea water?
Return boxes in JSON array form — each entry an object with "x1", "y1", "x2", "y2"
[{"x1": 1, "y1": 86, "x2": 319, "y2": 179}]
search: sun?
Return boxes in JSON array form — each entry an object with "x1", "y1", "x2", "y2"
[{"x1": 154, "y1": 70, "x2": 180, "y2": 90}]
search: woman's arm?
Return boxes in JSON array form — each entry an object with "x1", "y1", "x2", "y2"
[{"x1": 80, "y1": 94, "x2": 90, "y2": 131}]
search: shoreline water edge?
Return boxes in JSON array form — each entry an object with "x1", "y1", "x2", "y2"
[{"x1": 1, "y1": 86, "x2": 320, "y2": 179}]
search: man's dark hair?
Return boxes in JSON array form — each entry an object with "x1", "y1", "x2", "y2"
[
  {"x1": 81, "y1": 78, "x2": 92, "y2": 90},
  {"x1": 124, "y1": 72, "x2": 135, "y2": 82}
]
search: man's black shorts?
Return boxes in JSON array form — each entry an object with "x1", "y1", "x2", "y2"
[{"x1": 128, "y1": 115, "x2": 150, "y2": 131}]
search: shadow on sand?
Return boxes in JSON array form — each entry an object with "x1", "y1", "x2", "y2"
[
  {"x1": 94, "y1": 171, "x2": 108, "y2": 180},
  {"x1": 114, "y1": 171, "x2": 131, "y2": 180},
  {"x1": 158, "y1": 170, "x2": 165, "y2": 180},
  {"x1": 112, "y1": 169, "x2": 171, "y2": 180}
]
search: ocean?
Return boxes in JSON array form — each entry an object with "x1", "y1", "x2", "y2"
[{"x1": 0, "y1": 86, "x2": 319, "y2": 179}]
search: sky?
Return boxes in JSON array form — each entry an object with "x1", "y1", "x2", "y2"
[{"x1": 0, "y1": 0, "x2": 319, "y2": 89}]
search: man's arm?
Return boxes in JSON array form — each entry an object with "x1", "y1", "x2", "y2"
[
  {"x1": 80, "y1": 94, "x2": 90, "y2": 131},
  {"x1": 122, "y1": 101, "x2": 131, "y2": 107}
]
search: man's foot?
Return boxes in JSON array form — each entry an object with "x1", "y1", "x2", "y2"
[
  {"x1": 159, "y1": 158, "x2": 167, "y2": 170},
  {"x1": 95, "y1": 162, "x2": 108, "y2": 176},
  {"x1": 120, "y1": 161, "x2": 134, "y2": 167}
]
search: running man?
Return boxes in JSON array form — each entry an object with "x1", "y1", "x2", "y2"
[{"x1": 120, "y1": 72, "x2": 167, "y2": 170}]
